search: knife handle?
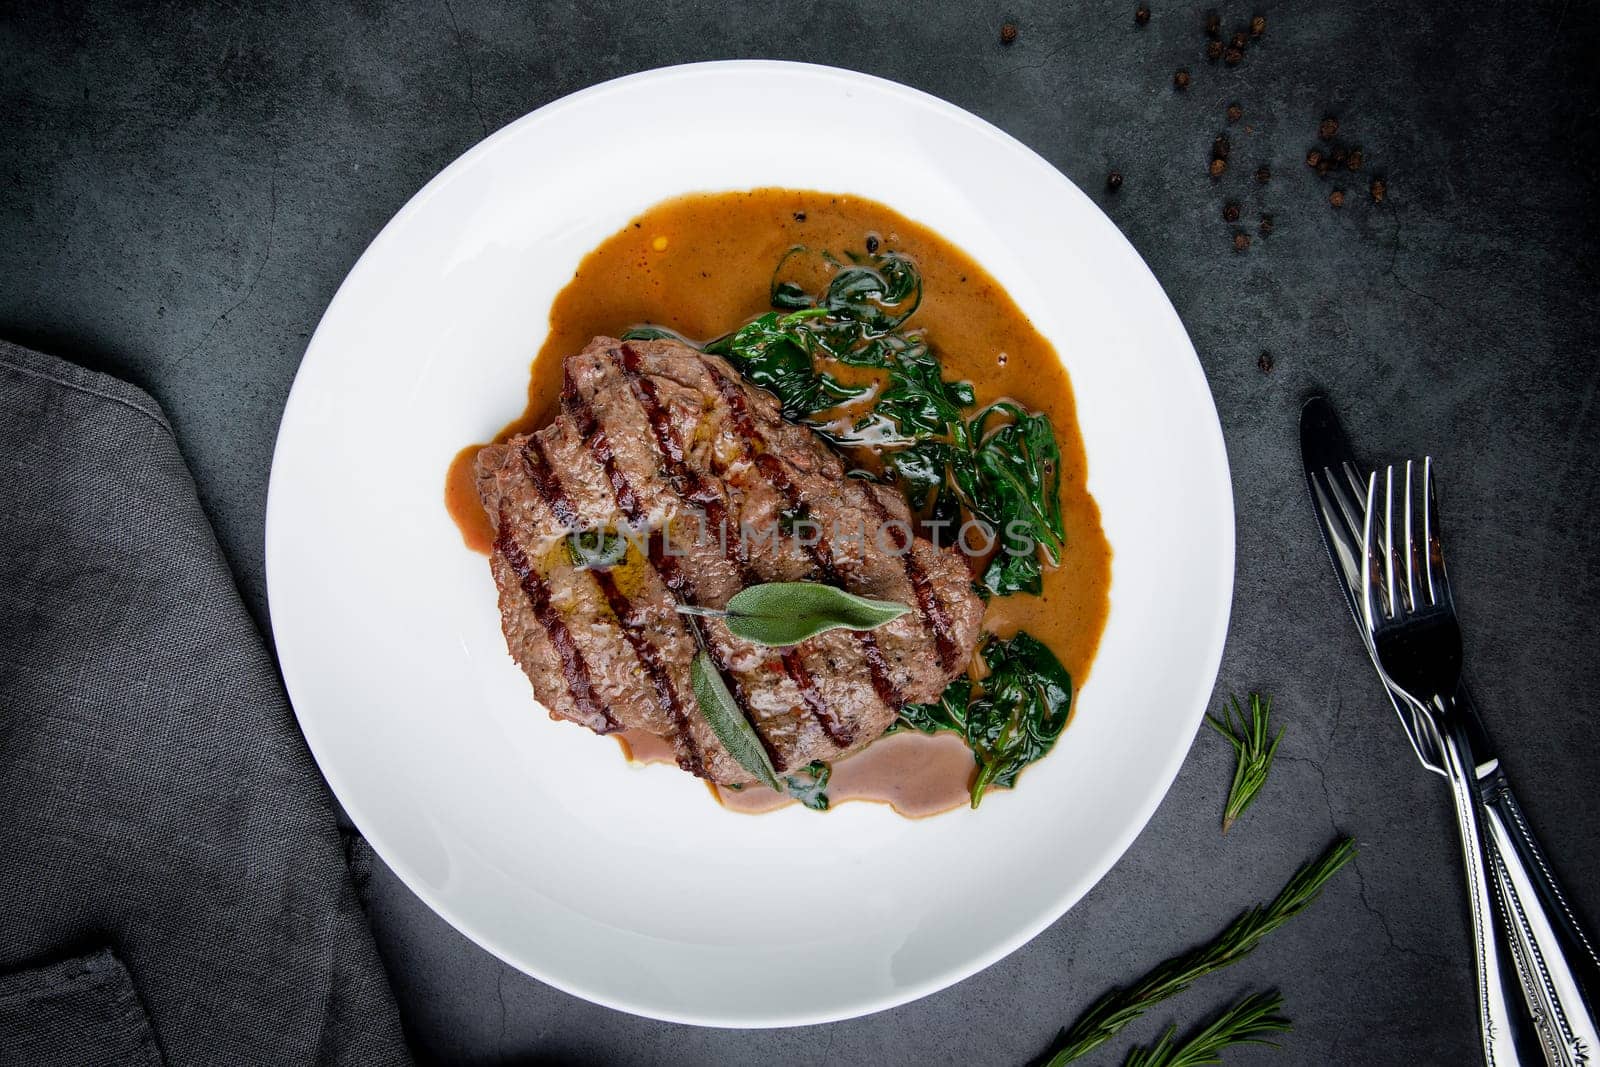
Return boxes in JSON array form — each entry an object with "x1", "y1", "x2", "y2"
[
  {"x1": 1434, "y1": 717, "x2": 1529, "y2": 1065},
  {"x1": 1479, "y1": 771, "x2": 1600, "y2": 1066}
]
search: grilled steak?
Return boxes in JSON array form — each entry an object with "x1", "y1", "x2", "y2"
[{"x1": 475, "y1": 336, "x2": 985, "y2": 785}]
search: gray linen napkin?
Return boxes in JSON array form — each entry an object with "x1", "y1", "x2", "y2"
[{"x1": 0, "y1": 342, "x2": 409, "y2": 1065}]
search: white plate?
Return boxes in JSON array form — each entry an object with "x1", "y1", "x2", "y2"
[{"x1": 266, "y1": 60, "x2": 1233, "y2": 1028}]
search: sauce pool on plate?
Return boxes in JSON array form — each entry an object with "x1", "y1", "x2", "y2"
[{"x1": 446, "y1": 188, "x2": 1112, "y2": 817}]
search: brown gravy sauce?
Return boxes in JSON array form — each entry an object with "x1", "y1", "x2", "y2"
[
  {"x1": 447, "y1": 189, "x2": 1112, "y2": 818},
  {"x1": 618, "y1": 728, "x2": 977, "y2": 818}
]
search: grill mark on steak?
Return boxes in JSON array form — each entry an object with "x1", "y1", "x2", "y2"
[
  {"x1": 492, "y1": 507, "x2": 618, "y2": 733},
  {"x1": 706, "y1": 367, "x2": 905, "y2": 716},
  {"x1": 562, "y1": 378, "x2": 791, "y2": 772},
  {"x1": 561, "y1": 377, "x2": 644, "y2": 520},
  {"x1": 859, "y1": 489, "x2": 964, "y2": 673},
  {"x1": 520, "y1": 439, "x2": 704, "y2": 776},
  {"x1": 615, "y1": 345, "x2": 744, "y2": 567},
  {"x1": 779, "y1": 649, "x2": 845, "y2": 747},
  {"x1": 612, "y1": 343, "x2": 858, "y2": 748},
  {"x1": 519, "y1": 439, "x2": 580, "y2": 528}
]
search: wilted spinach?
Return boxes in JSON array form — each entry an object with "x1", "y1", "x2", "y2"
[
  {"x1": 785, "y1": 760, "x2": 832, "y2": 811},
  {"x1": 955, "y1": 404, "x2": 1065, "y2": 597},
  {"x1": 884, "y1": 400, "x2": 1065, "y2": 596},
  {"x1": 876, "y1": 341, "x2": 974, "y2": 436},
  {"x1": 701, "y1": 308, "x2": 869, "y2": 419},
  {"x1": 896, "y1": 632, "x2": 1072, "y2": 808},
  {"x1": 897, "y1": 675, "x2": 971, "y2": 735},
  {"x1": 769, "y1": 245, "x2": 922, "y2": 365},
  {"x1": 620, "y1": 324, "x2": 696, "y2": 344}
]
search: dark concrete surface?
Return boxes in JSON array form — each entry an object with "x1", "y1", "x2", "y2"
[{"x1": 4, "y1": 1, "x2": 1598, "y2": 1063}]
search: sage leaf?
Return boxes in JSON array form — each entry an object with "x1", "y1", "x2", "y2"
[
  {"x1": 716, "y1": 582, "x2": 909, "y2": 646},
  {"x1": 690, "y1": 651, "x2": 783, "y2": 792}
]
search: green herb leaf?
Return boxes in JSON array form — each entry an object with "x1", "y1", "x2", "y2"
[
  {"x1": 770, "y1": 280, "x2": 813, "y2": 311},
  {"x1": 898, "y1": 676, "x2": 971, "y2": 735},
  {"x1": 620, "y1": 324, "x2": 696, "y2": 344},
  {"x1": 1207, "y1": 693, "x2": 1284, "y2": 833},
  {"x1": 680, "y1": 582, "x2": 908, "y2": 646},
  {"x1": 955, "y1": 401, "x2": 1065, "y2": 566},
  {"x1": 980, "y1": 540, "x2": 1045, "y2": 597},
  {"x1": 1123, "y1": 991, "x2": 1291, "y2": 1067},
  {"x1": 965, "y1": 632, "x2": 1073, "y2": 806},
  {"x1": 770, "y1": 245, "x2": 922, "y2": 345},
  {"x1": 892, "y1": 633, "x2": 1071, "y2": 808},
  {"x1": 706, "y1": 310, "x2": 868, "y2": 419},
  {"x1": 1044, "y1": 837, "x2": 1356, "y2": 1065},
  {"x1": 885, "y1": 441, "x2": 950, "y2": 512},
  {"x1": 877, "y1": 341, "x2": 972, "y2": 438},
  {"x1": 785, "y1": 760, "x2": 831, "y2": 811},
  {"x1": 690, "y1": 651, "x2": 783, "y2": 793},
  {"x1": 565, "y1": 527, "x2": 627, "y2": 570}
]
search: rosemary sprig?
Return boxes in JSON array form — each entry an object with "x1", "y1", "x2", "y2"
[
  {"x1": 1123, "y1": 991, "x2": 1291, "y2": 1067},
  {"x1": 1207, "y1": 693, "x2": 1284, "y2": 833},
  {"x1": 1044, "y1": 836, "x2": 1356, "y2": 1065}
]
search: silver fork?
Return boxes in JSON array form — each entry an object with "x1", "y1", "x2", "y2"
[{"x1": 1363, "y1": 460, "x2": 1599, "y2": 1066}]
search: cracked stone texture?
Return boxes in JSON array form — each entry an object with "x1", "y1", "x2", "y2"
[{"x1": 3, "y1": 1, "x2": 1597, "y2": 1063}]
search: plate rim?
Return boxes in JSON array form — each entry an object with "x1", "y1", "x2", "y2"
[{"x1": 266, "y1": 58, "x2": 1235, "y2": 1028}]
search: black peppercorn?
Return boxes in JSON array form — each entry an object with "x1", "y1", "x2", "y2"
[
  {"x1": 1306, "y1": 149, "x2": 1322, "y2": 169},
  {"x1": 1258, "y1": 350, "x2": 1274, "y2": 373},
  {"x1": 1106, "y1": 170, "x2": 1124, "y2": 192},
  {"x1": 1212, "y1": 135, "x2": 1231, "y2": 160},
  {"x1": 1223, "y1": 201, "x2": 1241, "y2": 222},
  {"x1": 792, "y1": 211, "x2": 806, "y2": 222},
  {"x1": 1135, "y1": 4, "x2": 1151, "y2": 26},
  {"x1": 1251, "y1": 14, "x2": 1266, "y2": 35},
  {"x1": 1224, "y1": 47, "x2": 1243, "y2": 65},
  {"x1": 1174, "y1": 69, "x2": 1191, "y2": 90},
  {"x1": 1319, "y1": 116, "x2": 1339, "y2": 140},
  {"x1": 1000, "y1": 22, "x2": 1018, "y2": 45},
  {"x1": 1347, "y1": 147, "x2": 1364, "y2": 170},
  {"x1": 1370, "y1": 178, "x2": 1387, "y2": 203},
  {"x1": 1226, "y1": 103, "x2": 1242, "y2": 123},
  {"x1": 1258, "y1": 214, "x2": 1274, "y2": 236},
  {"x1": 1254, "y1": 165, "x2": 1271, "y2": 183},
  {"x1": 1205, "y1": 10, "x2": 1221, "y2": 37},
  {"x1": 1207, "y1": 40, "x2": 1223, "y2": 60},
  {"x1": 1233, "y1": 231, "x2": 1251, "y2": 252},
  {"x1": 1329, "y1": 189, "x2": 1345, "y2": 208},
  {"x1": 865, "y1": 234, "x2": 879, "y2": 253},
  {"x1": 1231, "y1": 30, "x2": 1247, "y2": 48}
]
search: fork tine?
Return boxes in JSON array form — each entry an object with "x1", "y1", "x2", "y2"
[
  {"x1": 1403, "y1": 459, "x2": 1418, "y2": 608},
  {"x1": 1384, "y1": 465, "x2": 1399, "y2": 619},
  {"x1": 1350, "y1": 460, "x2": 1414, "y2": 615},
  {"x1": 1362, "y1": 471, "x2": 1383, "y2": 629},
  {"x1": 1424, "y1": 456, "x2": 1447, "y2": 606}
]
